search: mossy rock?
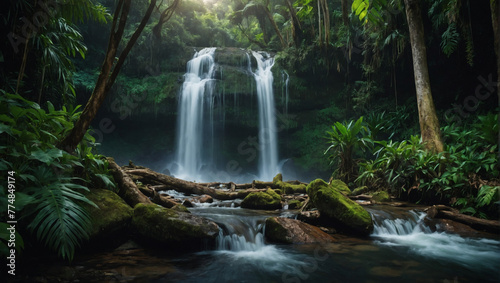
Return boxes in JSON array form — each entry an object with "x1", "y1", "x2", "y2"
[
  {"x1": 351, "y1": 186, "x2": 369, "y2": 196},
  {"x1": 287, "y1": 199, "x2": 303, "y2": 209},
  {"x1": 132, "y1": 203, "x2": 219, "y2": 248},
  {"x1": 330, "y1": 179, "x2": 351, "y2": 195},
  {"x1": 272, "y1": 173, "x2": 307, "y2": 194},
  {"x1": 372, "y1": 191, "x2": 391, "y2": 202},
  {"x1": 265, "y1": 217, "x2": 335, "y2": 244},
  {"x1": 241, "y1": 188, "x2": 282, "y2": 210},
  {"x1": 84, "y1": 189, "x2": 133, "y2": 240},
  {"x1": 307, "y1": 179, "x2": 373, "y2": 235}
]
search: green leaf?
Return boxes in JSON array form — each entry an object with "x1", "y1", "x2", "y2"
[{"x1": 29, "y1": 148, "x2": 64, "y2": 164}]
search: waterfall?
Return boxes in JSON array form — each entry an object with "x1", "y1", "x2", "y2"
[
  {"x1": 174, "y1": 48, "x2": 217, "y2": 181},
  {"x1": 172, "y1": 49, "x2": 279, "y2": 182},
  {"x1": 251, "y1": 51, "x2": 278, "y2": 181}
]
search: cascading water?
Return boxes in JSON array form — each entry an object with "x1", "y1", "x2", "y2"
[
  {"x1": 172, "y1": 49, "x2": 280, "y2": 182},
  {"x1": 370, "y1": 209, "x2": 500, "y2": 272},
  {"x1": 174, "y1": 48, "x2": 217, "y2": 181},
  {"x1": 251, "y1": 51, "x2": 279, "y2": 181}
]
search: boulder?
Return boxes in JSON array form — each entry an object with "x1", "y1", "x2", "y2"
[
  {"x1": 307, "y1": 179, "x2": 373, "y2": 235},
  {"x1": 372, "y1": 191, "x2": 391, "y2": 202},
  {"x1": 131, "y1": 203, "x2": 219, "y2": 248},
  {"x1": 329, "y1": 179, "x2": 351, "y2": 195},
  {"x1": 351, "y1": 186, "x2": 369, "y2": 196},
  {"x1": 287, "y1": 199, "x2": 303, "y2": 209},
  {"x1": 265, "y1": 217, "x2": 335, "y2": 244},
  {"x1": 84, "y1": 189, "x2": 133, "y2": 240},
  {"x1": 241, "y1": 188, "x2": 282, "y2": 210},
  {"x1": 273, "y1": 173, "x2": 307, "y2": 194}
]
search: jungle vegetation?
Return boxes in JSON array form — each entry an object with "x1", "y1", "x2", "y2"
[{"x1": 0, "y1": 0, "x2": 498, "y2": 261}]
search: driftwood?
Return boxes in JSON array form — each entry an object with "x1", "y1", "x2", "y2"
[
  {"x1": 138, "y1": 184, "x2": 179, "y2": 208},
  {"x1": 123, "y1": 167, "x2": 271, "y2": 200},
  {"x1": 427, "y1": 205, "x2": 500, "y2": 233},
  {"x1": 107, "y1": 157, "x2": 152, "y2": 207},
  {"x1": 348, "y1": 194, "x2": 373, "y2": 201}
]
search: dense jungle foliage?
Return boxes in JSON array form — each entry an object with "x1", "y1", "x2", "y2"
[{"x1": 0, "y1": 0, "x2": 498, "y2": 261}]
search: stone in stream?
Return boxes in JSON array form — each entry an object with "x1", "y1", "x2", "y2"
[
  {"x1": 131, "y1": 203, "x2": 219, "y2": 249},
  {"x1": 265, "y1": 217, "x2": 335, "y2": 244},
  {"x1": 306, "y1": 179, "x2": 374, "y2": 235},
  {"x1": 84, "y1": 188, "x2": 133, "y2": 241},
  {"x1": 240, "y1": 188, "x2": 282, "y2": 209},
  {"x1": 371, "y1": 191, "x2": 391, "y2": 202}
]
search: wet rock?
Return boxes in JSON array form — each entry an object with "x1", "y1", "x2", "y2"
[
  {"x1": 297, "y1": 210, "x2": 321, "y2": 224},
  {"x1": 197, "y1": 194, "x2": 213, "y2": 203},
  {"x1": 371, "y1": 191, "x2": 391, "y2": 202},
  {"x1": 351, "y1": 186, "x2": 369, "y2": 196},
  {"x1": 241, "y1": 188, "x2": 282, "y2": 210},
  {"x1": 265, "y1": 217, "x2": 336, "y2": 244},
  {"x1": 131, "y1": 203, "x2": 219, "y2": 248},
  {"x1": 287, "y1": 199, "x2": 303, "y2": 209},
  {"x1": 182, "y1": 199, "x2": 193, "y2": 207},
  {"x1": 307, "y1": 179, "x2": 374, "y2": 235},
  {"x1": 84, "y1": 188, "x2": 133, "y2": 240}
]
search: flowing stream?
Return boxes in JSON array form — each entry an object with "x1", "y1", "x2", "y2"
[{"x1": 148, "y1": 202, "x2": 500, "y2": 282}]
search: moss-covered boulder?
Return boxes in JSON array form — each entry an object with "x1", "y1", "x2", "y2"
[
  {"x1": 241, "y1": 188, "x2": 282, "y2": 210},
  {"x1": 372, "y1": 191, "x2": 391, "y2": 202},
  {"x1": 84, "y1": 189, "x2": 133, "y2": 240},
  {"x1": 351, "y1": 186, "x2": 369, "y2": 196},
  {"x1": 273, "y1": 173, "x2": 307, "y2": 194},
  {"x1": 330, "y1": 179, "x2": 351, "y2": 195},
  {"x1": 265, "y1": 217, "x2": 335, "y2": 244},
  {"x1": 132, "y1": 203, "x2": 219, "y2": 248},
  {"x1": 287, "y1": 199, "x2": 303, "y2": 209},
  {"x1": 307, "y1": 179, "x2": 373, "y2": 235}
]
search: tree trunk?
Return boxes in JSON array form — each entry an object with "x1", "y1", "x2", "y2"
[
  {"x1": 404, "y1": 0, "x2": 444, "y2": 153},
  {"x1": 491, "y1": 0, "x2": 500, "y2": 164},
  {"x1": 285, "y1": 0, "x2": 303, "y2": 46},
  {"x1": 107, "y1": 157, "x2": 152, "y2": 207},
  {"x1": 427, "y1": 205, "x2": 500, "y2": 234},
  {"x1": 263, "y1": 3, "x2": 287, "y2": 49},
  {"x1": 59, "y1": 0, "x2": 161, "y2": 153},
  {"x1": 341, "y1": 0, "x2": 350, "y2": 26}
]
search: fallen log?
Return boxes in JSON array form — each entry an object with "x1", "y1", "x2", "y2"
[
  {"x1": 107, "y1": 157, "x2": 152, "y2": 207},
  {"x1": 122, "y1": 167, "x2": 270, "y2": 200},
  {"x1": 427, "y1": 205, "x2": 500, "y2": 233},
  {"x1": 138, "y1": 184, "x2": 179, "y2": 208}
]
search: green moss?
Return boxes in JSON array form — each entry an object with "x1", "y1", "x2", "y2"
[
  {"x1": 241, "y1": 188, "x2": 282, "y2": 209},
  {"x1": 351, "y1": 186, "x2": 369, "y2": 196},
  {"x1": 132, "y1": 203, "x2": 218, "y2": 244},
  {"x1": 84, "y1": 189, "x2": 133, "y2": 239},
  {"x1": 272, "y1": 173, "x2": 307, "y2": 194},
  {"x1": 307, "y1": 179, "x2": 373, "y2": 235},
  {"x1": 372, "y1": 191, "x2": 391, "y2": 202},
  {"x1": 287, "y1": 199, "x2": 303, "y2": 209},
  {"x1": 330, "y1": 179, "x2": 351, "y2": 195}
]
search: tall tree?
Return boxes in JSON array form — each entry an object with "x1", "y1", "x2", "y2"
[
  {"x1": 59, "y1": 0, "x2": 180, "y2": 152},
  {"x1": 404, "y1": 0, "x2": 443, "y2": 153},
  {"x1": 352, "y1": 0, "x2": 444, "y2": 153}
]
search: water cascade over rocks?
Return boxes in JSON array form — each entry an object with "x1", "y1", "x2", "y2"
[{"x1": 370, "y1": 209, "x2": 500, "y2": 272}]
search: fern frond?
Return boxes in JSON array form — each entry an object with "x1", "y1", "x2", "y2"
[
  {"x1": 476, "y1": 185, "x2": 500, "y2": 207},
  {"x1": 26, "y1": 171, "x2": 96, "y2": 261}
]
